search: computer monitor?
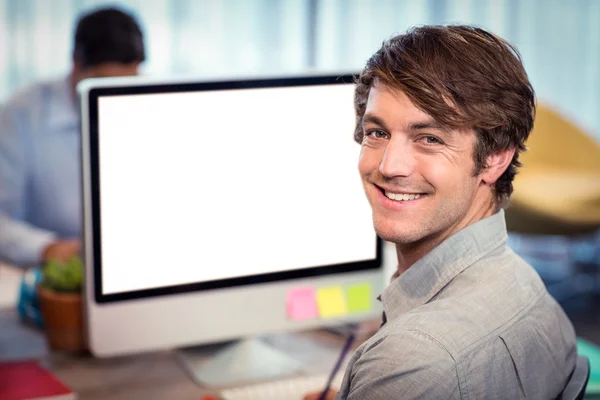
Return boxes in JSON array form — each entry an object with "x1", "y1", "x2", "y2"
[{"x1": 78, "y1": 73, "x2": 384, "y2": 386}]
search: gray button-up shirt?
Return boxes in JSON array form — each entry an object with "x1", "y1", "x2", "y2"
[{"x1": 338, "y1": 210, "x2": 577, "y2": 399}]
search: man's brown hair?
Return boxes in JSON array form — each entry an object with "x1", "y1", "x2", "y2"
[{"x1": 354, "y1": 25, "x2": 535, "y2": 207}]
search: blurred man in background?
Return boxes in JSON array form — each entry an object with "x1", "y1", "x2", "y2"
[{"x1": 0, "y1": 7, "x2": 145, "y2": 267}]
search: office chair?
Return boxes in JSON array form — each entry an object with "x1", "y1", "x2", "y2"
[{"x1": 557, "y1": 355, "x2": 590, "y2": 400}]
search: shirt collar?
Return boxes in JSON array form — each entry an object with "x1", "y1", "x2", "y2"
[
  {"x1": 380, "y1": 209, "x2": 508, "y2": 323},
  {"x1": 46, "y1": 74, "x2": 79, "y2": 130}
]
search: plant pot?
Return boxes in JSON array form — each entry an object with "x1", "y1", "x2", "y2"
[{"x1": 37, "y1": 286, "x2": 85, "y2": 352}]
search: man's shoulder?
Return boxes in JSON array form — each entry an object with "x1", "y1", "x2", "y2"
[
  {"x1": 346, "y1": 245, "x2": 576, "y2": 398},
  {"x1": 361, "y1": 291, "x2": 575, "y2": 398},
  {"x1": 2, "y1": 76, "x2": 66, "y2": 112},
  {"x1": 342, "y1": 328, "x2": 459, "y2": 399},
  {"x1": 385, "y1": 247, "x2": 564, "y2": 356},
  {"x1": 357, "y1": 325, "x2": 456, "y2": 365}
]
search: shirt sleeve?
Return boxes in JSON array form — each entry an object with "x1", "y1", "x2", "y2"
[
  {"x1": 342, "y1": 329, "x2": 461, "y2": 400},
  {"x1": 0, "y1": 101, "x2": 57, "y2": 267}
]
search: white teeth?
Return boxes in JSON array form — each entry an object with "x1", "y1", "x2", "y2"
[{"x1": 384, "y1": 191, "x2": 422, "y2": 201}]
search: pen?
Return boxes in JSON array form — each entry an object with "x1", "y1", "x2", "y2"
[{"x1": 317, "y1": 332, "x2": 356, "y2": 400}]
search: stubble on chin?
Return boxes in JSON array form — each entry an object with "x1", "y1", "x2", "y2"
[{"x1": 372, "y1": 213, "x2": 424, "y2": 245}]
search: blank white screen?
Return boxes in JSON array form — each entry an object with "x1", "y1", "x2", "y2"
[{"x1": 97, "y1": 83, "x2": 376, "y2": 294}]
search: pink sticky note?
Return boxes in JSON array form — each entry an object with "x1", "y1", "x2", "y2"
[{"x1": 286, "y1": 287, "x2": 319, "y2": 320}]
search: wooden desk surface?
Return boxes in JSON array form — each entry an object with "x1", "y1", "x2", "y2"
[{"x1": 0, "y1": 308, "x2": 371, "y2": 399}]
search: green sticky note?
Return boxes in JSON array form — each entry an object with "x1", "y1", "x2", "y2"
[
  {"x1": 316, "y1": 287, "x2": 347, "y2": 318},
  {"x1": 346, "y1": 283, "x2": 372, "y2": 313}
]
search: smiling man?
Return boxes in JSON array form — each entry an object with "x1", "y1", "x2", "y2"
[{"x1": 305, "y1": 25, "x2": 577, "y2": 400}]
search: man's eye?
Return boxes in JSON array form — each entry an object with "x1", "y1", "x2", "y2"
[
  {"x1": 423, "y1": 136, "x2": 442, "y2": 144},
  {"x1": 367, "y1": 130, "x2": 389, "y2": 139}
]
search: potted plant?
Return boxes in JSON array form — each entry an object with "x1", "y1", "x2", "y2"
[{"x1": 37, "y1": 255, "x2": 86, "y2": 352}]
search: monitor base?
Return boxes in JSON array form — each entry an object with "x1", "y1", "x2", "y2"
[{"x1": 177, "y1": 337, "x2": 305, "y2": 387}]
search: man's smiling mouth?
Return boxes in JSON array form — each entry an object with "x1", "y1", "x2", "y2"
[
  {"x1": 375, "y1": 184, "x2": 428, "y2": 202},
  {"x1": 384, "y1": 191, "x2": 424, "y2": 201}
]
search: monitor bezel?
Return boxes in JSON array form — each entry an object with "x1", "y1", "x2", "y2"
[{"x1": 83, "y1": 73, "x2": 382, "y2": 304}]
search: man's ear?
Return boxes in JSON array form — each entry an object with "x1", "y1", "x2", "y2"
[{"x1": 480, "y1": 147, "x2": 516, "y2": 185}]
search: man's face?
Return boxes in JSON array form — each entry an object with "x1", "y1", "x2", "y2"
[{"x1": 358, "y1": 81, "x2": 485, "y2": 246}]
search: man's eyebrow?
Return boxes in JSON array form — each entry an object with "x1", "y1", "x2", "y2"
[
  {"x1": 362, "y1": 114, "x2": 452, "y2": 134},
  {"x1": 407, "y1": 119, "x2": 452, "y2": 133},
  {"x1": 361, "y1": 114, "x2": 390, "y2": 131}
]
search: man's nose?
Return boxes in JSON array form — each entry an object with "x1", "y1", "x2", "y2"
[{"x1": 379, "y1": 136, "x2": 416, "y2": 178}]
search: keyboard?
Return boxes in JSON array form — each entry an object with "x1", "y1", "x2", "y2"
[{"x1": 220, "y1": 373, "x2": 344, "y2": 400}]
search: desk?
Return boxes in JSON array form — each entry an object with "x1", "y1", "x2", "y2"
[{"x1": 0, "y1": 308, "x2": 373, "y2": 399}]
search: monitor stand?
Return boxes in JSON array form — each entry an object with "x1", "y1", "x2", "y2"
[{"x1": 176, "y1": 336, "x2": 307, "y2": 387}]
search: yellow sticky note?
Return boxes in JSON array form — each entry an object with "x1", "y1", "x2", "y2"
[{"x1": 316, "y1": 287, "x2": 347, "y2": 318}]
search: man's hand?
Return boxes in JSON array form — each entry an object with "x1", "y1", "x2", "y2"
[
  {"x1": 303, "y1": 389, "x2": 338, "y2": 400},
  {"x1": 42, "y1": 239, "x2": 81, "y2": 263}
]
